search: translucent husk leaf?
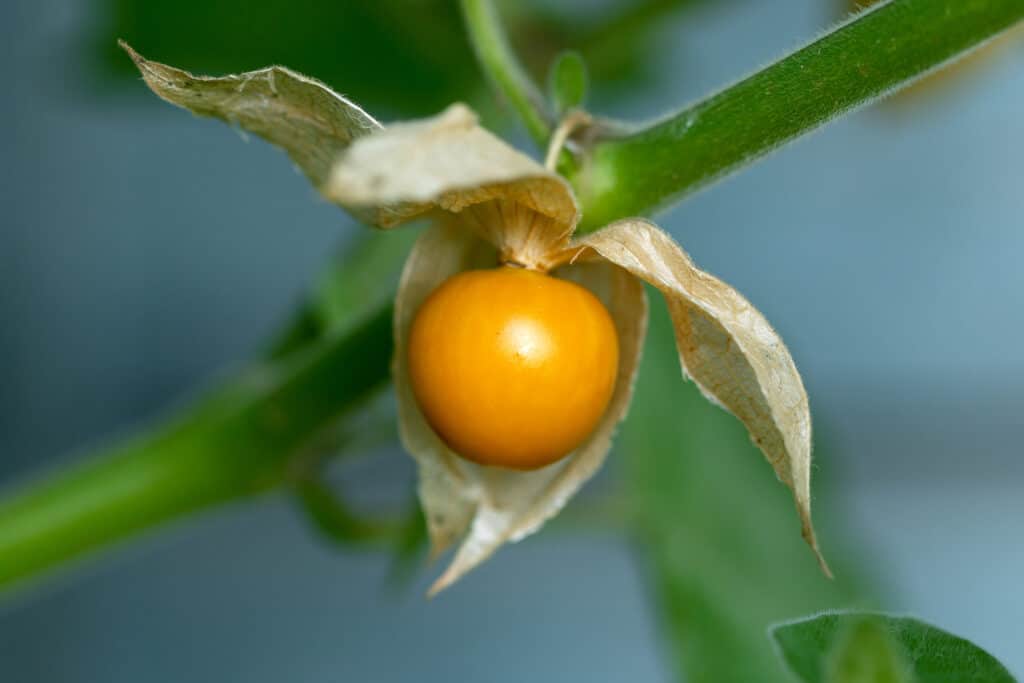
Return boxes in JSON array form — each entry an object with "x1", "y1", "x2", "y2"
[
  {"x1": 555, "y1": 219, "x2": 830, "y2": 576},
  {"x1": 119, "y1": 42, "x2": 389, "y2": 226},
  {"x1": 326, "y1": 104, "x2": 579, "y2": 268},
  {"x1": 394, "y1": 220, "x2": 646, "y2": 595}
]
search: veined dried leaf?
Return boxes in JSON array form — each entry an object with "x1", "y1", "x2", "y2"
[
  {"x1": 556, "y1": 219, "x2": 830, "y2": 576},
  {"x1": 119, "y1": 42, "x2": 389, "y2": 225},
  {"x1": 394, "y1": 220, "x2": 646, "y2": 595},
  {"x1": 326, "y1": 104, "x2": 579, "y2": 267}
]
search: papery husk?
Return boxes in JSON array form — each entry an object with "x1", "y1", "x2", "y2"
[
  {"x1": 123, "y1": 49, "x2": 578, "y2": 267},
  {"x1": 120, "y1": 42, "x2": 391, "y2": 226},
  {"x1": 394, "y1": 220, "x2": 646, "y2": 595},
  {"x1": 124, "y1": 42, "x2": 828, "y2": 585},
  {"x1": 392, "y1": 219, "x2": 495, "y2": 559},
  {"x1": 555, "y1": 219, "x2": 830, "y2": 576},
  {"x1": 326, "y1": 105, "x2": 578, "y2": 268}
]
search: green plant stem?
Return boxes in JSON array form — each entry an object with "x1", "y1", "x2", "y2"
[
  {"x1": 0, "y1": 306, "x2": 394, "y2": 590},
  {"x1": 460, "y1": 0, "x2": 552, "y2": 147},
  {"x1": 572, "y1": 0, "x2": 1024, "y2": 230}
]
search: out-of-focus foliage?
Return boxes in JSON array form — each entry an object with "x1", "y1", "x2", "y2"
[
  {"x1": 547, "y1": 50, "x2": 589, "y2": 115},
  {"x1": 623, "y1": 298, "x2": 869, "y2": 683},
  {"x1": 96, "y1": 0, "x2": 475, "y2": 115},
  {"x1": 772, "y1": 612, "x2": 1017, "y2": 683},
  {"x1": 92, "y1": 0, "x2": 708, "y2": 119},
  {"x1": 269, "y1": 229, "x2": 419, "y2": 360},
  {"x1": 272, "y1": 230, "x2": 424, "y2": 569}
]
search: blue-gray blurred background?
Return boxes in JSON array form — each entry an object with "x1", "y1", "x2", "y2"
[{"x1": 1, "y1": 0, "x2": 1022, "y2": 680}]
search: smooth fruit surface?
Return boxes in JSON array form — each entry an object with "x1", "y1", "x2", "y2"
[{"x1": 407, "y1": 266, "x2": 619, "y2": 470}]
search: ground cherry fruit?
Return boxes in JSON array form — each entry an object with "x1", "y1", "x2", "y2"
[{"x1": 407, "y1": 266, "x2": 620, "y2": 471}]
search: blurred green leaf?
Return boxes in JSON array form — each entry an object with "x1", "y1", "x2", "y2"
[
  {"x1": 772, "y1": 612, "x2": 1017, "y2": 683},
  {"x1": 547, "y1": 50, "x2": 588, "y2": 115},
  {"x1": 825, "y1": 618, "x2": 915, "y2": 683},
  {"x1": 274, "y1": 229, "x2": 422, "y2": 557},
  {"x1": 509, "y1": 0, "x2": 715, "y2": 93},
  {"x1": 622, "y1": 296, "x2": 868, "y2": 683},
  {"x1": 98, "y1": 0, "x2": 478, "y2": 116},
  {"x1": 93, "y1": 0, "x2": 714, "y2": 118},
  {"x1": 269, "y1": 228, "x2": 419, "y2": 360}
]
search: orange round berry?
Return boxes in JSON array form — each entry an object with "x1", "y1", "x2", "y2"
[{"x1": 407, "y1": 265, "x2": 619, "y2": 470}]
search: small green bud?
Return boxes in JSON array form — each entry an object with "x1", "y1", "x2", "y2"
[{"x1": 547, "y1": 50, "x2": 588, "y2": 115}]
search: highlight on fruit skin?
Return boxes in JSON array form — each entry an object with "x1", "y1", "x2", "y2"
[
  {"x1": 124, "y1": 42, "x2": 830, "y2": 595},
  {"x1": 407, "y1": 265, "x2": 620, "y2": 471}
]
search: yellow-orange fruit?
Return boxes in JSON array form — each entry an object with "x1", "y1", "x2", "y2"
[{"x1": 407, "y1": 266, "x2": 619, "y2": 470}]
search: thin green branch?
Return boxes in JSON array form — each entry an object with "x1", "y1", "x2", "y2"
[
  {"x1": 571, "y1": 0, "x2": 1024, "y2": 230},
  {"x1": 0, "y1": 301, "x2": 394, "y2": 592},
  {"x1": 294, "y1": 477, "x2": 403, "y2": 548},
  {"x1": 460, "y1": 0, "x2": 553, "y2": 147},
  {"x1": 0, "y1": 229, "x2": 411, "y2": 592}
]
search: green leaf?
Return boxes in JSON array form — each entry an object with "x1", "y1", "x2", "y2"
[
  {"x1": 771, "y1": 612, "x2": 1017, "y2": 683},
  {"x1": 825, "y1": 618, "x2": 915, "y2": 683},
  {"x1": 547, "y1": 50, "x2": 588, "y2": 115},
  {"x1": 623, "y1": 297, "x2": 866, "y2": 683}
]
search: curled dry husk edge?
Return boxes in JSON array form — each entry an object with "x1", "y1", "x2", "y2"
[{"x1": 123, "y1": 43, "x2": 829, "y2": 593}]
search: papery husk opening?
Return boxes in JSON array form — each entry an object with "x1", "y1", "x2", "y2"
[
  {"x1": 326, "y1": 104, "x2": 579, "y2": 269},
  {"x1": 394, "y1": 220, "x2": 646, "y2": 595},
  {"x1": 555, "y1": 219, "x2": 830, "y2": 576}
]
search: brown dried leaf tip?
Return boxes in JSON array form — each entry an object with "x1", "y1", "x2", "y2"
[{"x1": 123, "y1": 43, "x2": 832, "y2": 593}]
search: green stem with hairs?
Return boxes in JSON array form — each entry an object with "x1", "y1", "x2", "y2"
[{"x1": 570, "y1": 0, "x2": 1024, "y2": 230}]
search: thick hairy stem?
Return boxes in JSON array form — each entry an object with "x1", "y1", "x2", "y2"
[{"x1": 572, "y1": 0, "x2": 1024, "y2": 230}]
